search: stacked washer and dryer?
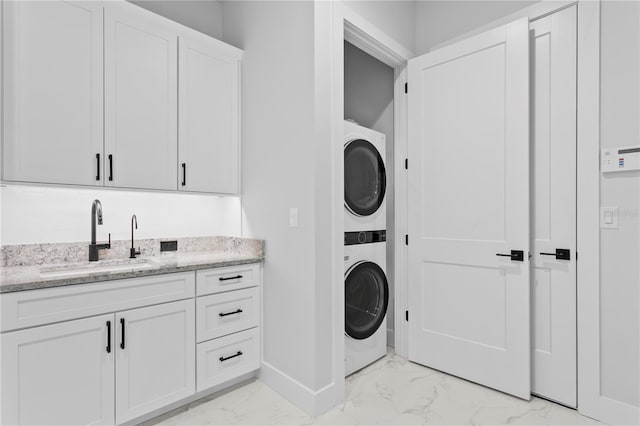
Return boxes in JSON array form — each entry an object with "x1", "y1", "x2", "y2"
[{"x1": 343, "y1": 120, "x2": 389, "y2": 376}]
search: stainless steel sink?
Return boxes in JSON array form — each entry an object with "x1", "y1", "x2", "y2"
[{"x1": 40, "y1": 258, "x2": 157, "y2": 278}]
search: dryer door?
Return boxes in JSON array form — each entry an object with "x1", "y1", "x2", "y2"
[
  {"x1": 344, "y1": 139, "x2": 386, "y2": 216},
  {"x1": 345, "y1": 261, "x2": 389, "y2": 340}
]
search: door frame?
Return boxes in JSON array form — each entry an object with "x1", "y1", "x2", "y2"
[{"x1": 325, "y1": 0, "x2": 601, "y2": 420}]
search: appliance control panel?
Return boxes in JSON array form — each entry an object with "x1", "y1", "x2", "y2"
[{"x1": 601, "y1": 146, "x2": 640, "y2": 172}]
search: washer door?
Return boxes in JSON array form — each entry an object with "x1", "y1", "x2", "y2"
[
  {"x1": 344, "y1": 139, "x2": 386, "y2": 216},
  {"x1": 345, "y1": 261, "x2": 389, "y2": 340}
]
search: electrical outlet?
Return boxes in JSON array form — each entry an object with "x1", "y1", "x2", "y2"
[{"x1": 160, "y1": 240, "x2": 178, "y2": 252}]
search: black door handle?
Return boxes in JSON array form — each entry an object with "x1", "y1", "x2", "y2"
[
  {"x1": 496, "y1": 250, "x2": 524, "y2": 261},
  {"x1": 108, "y1": 155, "x2": 113, "y2": 181},
  {"x1": 219, "y1": 275, "x2": 243, "y2": 281},
  {"x1": 540, "y1": 248, "x2": 570, "y2": 260},
  {"x1": 106, "y1": 320, "x2": 111, "y2": 353},
  {"x1": 120, "y1": 318, "x2": 125, "y2": 350},
  {"x1": 219, "y1": 351, "x2": 243, "y2": 362},
  {"x1": 181, "y1": 163, "x2": 186, "y2": 186},
  {"x1": 219, "y1": 308, "x2": 243, "y2": 317},
  {"x1": 96, "y1": 153, "x2": 101, "y2": 181}
]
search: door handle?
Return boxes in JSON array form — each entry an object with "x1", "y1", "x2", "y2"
[
  {"x1": 108, "y1": 155, "x2": 113, "y2": 181},
  {"x1": 106, "y1": 320, "x2": 111, "y2": 353},
  {"x1": 181, "y1": 163, "x2": 186, "y2": 186},
  {"x1": 496, "y1": 250, "x2": 524, "y2": 261},
  {"x1": 96, "y1": 153, "x2": 101, "y2": 181},
  {"x1": 540, "y1": 248, "x2": 570, "y2": 260},
  {"x1": 120, "y1": 318, "x2": 125, "y2": 350}
]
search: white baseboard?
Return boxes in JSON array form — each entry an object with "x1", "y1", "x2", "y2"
[
  {"x1": 600, "y1": 396, "x2": 640, "y2": 425},
  {"x1": 258, "y1": 361, "x2": 338, "y2": 416}
]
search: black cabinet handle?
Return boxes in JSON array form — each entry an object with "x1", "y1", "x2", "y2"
[
  {"x1": 219, "y1": 275, "x2": 243, "y2": 281},
  {"x1": 540, "y1": 248, "x2": 571, "y2": 261},
  {"x1": 96, "y1": 153, "x2": 101, "y2": 181},
  {"x1": 106, "y1": 321, "x2": 111, "y2": 353},
  {"x1": 181, "y1": 163, "x2": 186, "y2": 186},
  {"x1": 108, "y1": 155, "x2": 113, "y2": 181},
  {"x1": 219, "y1": 308, "x2": 243, "y2": 317},
  {"x1": 496, "y1": 250, "x2": 524, "y2": 262},
  {"x1": 120, "y1": 318, "x2": 125, "y2": 350},
  {"x1": 219, "y1": 351, "x2": 243, "y2": 362}
]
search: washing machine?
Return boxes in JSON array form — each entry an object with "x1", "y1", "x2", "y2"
[
  {"x1": 344, "y1": 121, "x2": 386, "y2": 233},
  {"x1": 344, "y1": 230, "x2": 388, "y2": 376}
]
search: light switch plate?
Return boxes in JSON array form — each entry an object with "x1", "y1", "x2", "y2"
[
  {"x1": 600, "y1": 207, "x2": 619, "y2": 229},
  {"x1": 289, "y1": 207, "x2": 298, "y2": 227}
]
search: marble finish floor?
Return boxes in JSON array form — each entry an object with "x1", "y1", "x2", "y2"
[{"x1": 150, "y1": 350, "x2": 602, "y2": 425}]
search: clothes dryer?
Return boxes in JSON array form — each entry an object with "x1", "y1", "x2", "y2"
[
  {"x1": 344, "y1": 230, "x2": 388, "y2": 376},
  {"x1": 344, "y1": 121, "x2": 386, "y2": 233}
]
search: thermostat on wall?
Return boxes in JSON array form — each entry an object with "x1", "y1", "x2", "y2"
[{"x1": 601, "y1": 145, "x2": 640, "y2": 173}]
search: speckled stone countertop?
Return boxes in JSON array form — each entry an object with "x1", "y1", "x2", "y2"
[{"x1": 0, "y1": 236, "x2": 264, "y2": 293}]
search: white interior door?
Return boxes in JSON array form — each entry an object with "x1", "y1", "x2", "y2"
[
  {"x1": 407, "y1": 18, "x2": 531, "y2": 399},
  {"x1": 530, "y1": 6, "x2": 577, "y2": 407}
]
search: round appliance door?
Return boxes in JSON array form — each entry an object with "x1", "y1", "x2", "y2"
[
  {"x1": 344, "y1": 139, "x2": 386, "y2": 216},
  {"x1": 345, "y1": 261, "x2": 389, "y2": 340}
]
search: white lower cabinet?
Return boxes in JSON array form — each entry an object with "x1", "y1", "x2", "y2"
[
  {"x1": 197, "y1": 327, "x2": 260, "y2": 392},
  {"x1": 115, "y1": 299, "x2": 195, "y2": 424},
  {"x1": 0, "y1": 264, "x2": 260, "y2": 425},
  {"x1": 1, "y1": 314, "x2": 115, "y2": 426}
]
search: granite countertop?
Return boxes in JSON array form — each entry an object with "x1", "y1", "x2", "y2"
[{"x1": 0, "y1": 236, "x2": 264, "y2": 294}]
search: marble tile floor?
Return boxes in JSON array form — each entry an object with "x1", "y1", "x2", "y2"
[{"x1": 148, "y1": 349, "x2": 602, "y2": 426}]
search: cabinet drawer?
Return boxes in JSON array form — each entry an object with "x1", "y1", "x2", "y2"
[
  {"x1": 1, "y1": 272, "x2": 195, "y2": 332},
  {"x1": 196, "y1": 263, "x2": 259, "y2": 296},
  {"x1": 196, "y1": 327, "x2": 259, "y2": 392},
  {"x1": 197, "y1": 287, "x2": 259, "y2": 342}
]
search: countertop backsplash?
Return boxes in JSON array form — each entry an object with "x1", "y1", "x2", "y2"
[{"x1": 1, "y1": 236, "x2": 264, "y2": 268}]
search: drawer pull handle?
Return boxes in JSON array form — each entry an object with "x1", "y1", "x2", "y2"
[
  {"x1": 219, "y1": 308, "x2": 243, "y2": 317},
  {"x1": 219, "y1": 351, "x2": 243, "y2": 362},
  {"x1": 219, "y1": 275, "x2": 243, "y2": 282}
]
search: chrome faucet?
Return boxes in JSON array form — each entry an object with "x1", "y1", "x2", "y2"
[
  {"x1": 130, "y1": 214, "x2": 141, "y2": 259},
  {"x1": 89, "y1": 199, "x2": 111, "y2": 261}
]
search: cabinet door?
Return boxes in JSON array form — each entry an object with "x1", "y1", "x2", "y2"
[
  {"x1": 115, "y1": 299, "x2": 195, "y2": 424},
  {"x1": 104, "y1": 4, "x2": 177, "y2": 190},
  {"x1": 178, "y1": 33, "x2": 241, "y2": 194},
  {"x1": 1, "y1": 314, "x2": 115, "y2": 425},
  {"x1": 2, "y1": 0, "x2": 103, "y2": 186}
]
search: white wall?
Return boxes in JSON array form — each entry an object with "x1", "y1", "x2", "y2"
[
  {"x1": 599, "y1": 0, "x2": 640, "y2": 408},
  {"x1": 129, "y1": 0, "x2": 223, "y2": 40},
  {"x1": 413, "y1": 0, "x2": 539, "y2": 55},
  {"x1": 0, "y1": 185, "x2": 241, "y2": 245},
  {"x1": 344, "y1": 40, "x2": 396, "y2": 345},
  {"x1": 343, "y1": 1, "x2": 415, "y2": 53},
  {"x1": 221, "y1": 0, "x2": 322, "y2": 396}
]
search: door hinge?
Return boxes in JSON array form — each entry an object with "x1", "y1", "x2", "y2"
[
  {"x1": 405, "y1": 234, "x2": 408, "y2": 245},
  {"x1": 405, "y1": 310, "x2": 409, "y2": 321},
  {"x1": 405, "y1": 158, "x2": 408, "y2": 170},
  {"x1": 404, "y1": 82, "x2": 408, "y2": 94}
]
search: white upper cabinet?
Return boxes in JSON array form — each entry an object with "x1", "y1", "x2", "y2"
[
  {"x1": 104, "y1": 4, "x2": 178, "y2": 191},
  {"x1": 2, "y1": 1, "x2": 104, "y2": 186},
  {"x1": 178, "y1": 33, "x2": 241, "y2": 194}
]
